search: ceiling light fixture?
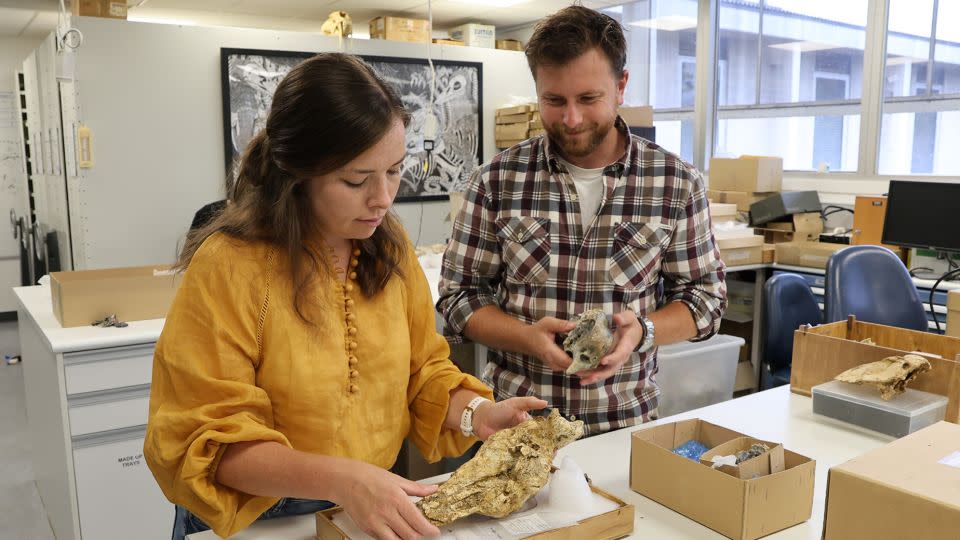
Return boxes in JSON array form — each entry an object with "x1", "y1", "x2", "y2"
[
  {"x1": 445, "y1": 0, "x2": 532, "y2": 7},
  {"x1": 768, "y1": 41, "x2": 841, "y2": 53},
  {"x1": 127, "y1": 16, "x2": 197, "y2": 26}
]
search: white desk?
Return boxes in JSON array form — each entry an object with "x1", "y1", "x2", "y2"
[{"x1": 189, "y1": 386, "x2": 892, "y2": 539}]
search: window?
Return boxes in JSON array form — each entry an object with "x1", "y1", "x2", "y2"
[
  {"x1": 878, "y1": 0, "x2": 960, "y2": 175},
  {"x1": 605, "y1": 0, "x2": 698, "y2": 162},
  {"x1": 715, "y1": 0, "x2": 868, "y2": 172}
]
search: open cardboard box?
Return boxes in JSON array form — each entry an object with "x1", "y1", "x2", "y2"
[
  {"x1": 699, "y1": 437, "x2": 785, "y2": 479},
  {"x1": 50, "y1": 265, "x2": 182, "y2": 327},
  {"x1": 630, "y1": 419, "x2": 815, "y2": 540},
  {"x1": 790, "y1": 316, "x2": 960, "y2": 423},
  {"x1": 316, "y1": 484, "x2": 634, "y2": 540},
  {"x1": 822, "y1": 421, "x2": 960, "y2": 539}
]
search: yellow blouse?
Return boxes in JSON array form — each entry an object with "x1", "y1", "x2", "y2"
[{"x1": 144, "y1": 232, "x2": 491, "y2": 537}]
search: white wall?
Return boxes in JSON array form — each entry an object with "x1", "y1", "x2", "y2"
[
  {"x1": 66, "y1": 17, "x2": 535, "y2": 269},
  {"x1": 0, "y1": 36, "x2": 42, "y2": 312}
]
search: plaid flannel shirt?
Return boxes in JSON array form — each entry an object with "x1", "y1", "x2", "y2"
[{"x1": 438, "y1": 118, "x2": 727, "y2": 434}]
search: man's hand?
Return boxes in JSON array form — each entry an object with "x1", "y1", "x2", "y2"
[
  {"x1": 470, "y1": 396, "x2": 549, "y2": 440},
  {"x1": 576, "y1": 310, "x2": 643, "y2": 385},
  {"x1": 523, "y1": 317, "x2": 577, "y2": 371}
]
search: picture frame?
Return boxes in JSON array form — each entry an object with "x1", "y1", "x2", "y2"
[{"x1": 220, "y1": 48, "x2": 483, "y2": 202}]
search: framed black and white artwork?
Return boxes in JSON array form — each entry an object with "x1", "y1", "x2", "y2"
[{"x1": 221, "y1": 48, "x2": 483, "y2": 202}]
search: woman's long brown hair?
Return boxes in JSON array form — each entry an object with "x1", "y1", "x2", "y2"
[{"x1": 177, "y1": 53, "x2": 410, "y2": 324}]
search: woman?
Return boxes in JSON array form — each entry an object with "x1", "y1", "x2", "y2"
[{"x1": 144, "y1": 52, "x2": 546, "y2": 540}]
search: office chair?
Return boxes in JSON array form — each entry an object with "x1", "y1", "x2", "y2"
[
  {"x1": 824, "y1": 245, "x2": 928, "y2": 331},
  {"x1": 761, "y1": 273, "x2": 822, "y2": 390}
]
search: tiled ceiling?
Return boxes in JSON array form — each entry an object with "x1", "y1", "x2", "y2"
[{"x1": 0, "y1": 0, "x2": 626, "y2": 37}]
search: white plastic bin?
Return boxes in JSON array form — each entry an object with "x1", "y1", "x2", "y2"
[{"x1": 655, "y1": 334, "x2": 745, "y2": 417}]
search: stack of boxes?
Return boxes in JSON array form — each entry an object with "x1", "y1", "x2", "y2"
[{"x1": 494, "y1": 104, "x2": 543, "y2": 149}]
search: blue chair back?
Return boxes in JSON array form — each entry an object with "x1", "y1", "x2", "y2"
[
  {"x1": 824, "y1": 245, "x2": 927, "y2": 331},
  {"x1": 762, "y1": 273, "x2": 822, "y2": 388}
]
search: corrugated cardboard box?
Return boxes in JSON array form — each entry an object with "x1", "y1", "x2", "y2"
[
  {"x1": 700, "y1": 437, "x2": 785, "y2": 479},
  {"x1": 50, "y1": 265, "x2": 181, "y2": 327},
  {"x1": 709, "y1": 156, "x2": 783, "y2": 192},
  {"x1": 774, "y1": 241, "x2": 845, "y2": 269},
  {"x1": 496, "y1": 39, "x2": 524, "y2": 51},
  {"x1": 762, "y1": 212, "x2": 823, "y2": 242},
  {"x1": 72, "y1": 0, "x2": 127, "y2": 18},
  {"x1": 631, "y1": 419, "x2": 815, "y2": 540},
  {"x1": 494, "y1": 122, "x2": 528, "y2": 140},
  {"x1": 619, "y1": 106, "x2": 653, "y2": 127},
  {"x1": 823, "y1": 421, "x2": 960, "y2": 539},
  {"x1": 432, "y1": 38, "x2": 464, "y2": 46},
  {"x1": 450, "y1": 23, "x2": 496, "y2": 48},
  {"x1": 948, "y1": 290, "x2": 960, "y2": 338},
  {"x1": 369, "y1": 16, "x2": 430, "y2": 43},
  {"x1": 716, "y1": 234, "x2": 763, "y2": 266},
  {"x1": 708, "y1": 190, "x2": 776, "y2": 212},
  {"x1": 762, "y1": 243, "x2": 775, "y2": 263},
  {"x1": 316, "y1": 483, "x2": 634, "y2": 539},
  {"x1": 709, "y1": 202, "x2": 738, "y2": 224}
]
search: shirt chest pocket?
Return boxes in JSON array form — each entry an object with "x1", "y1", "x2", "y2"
[
  {"x1": 496, "y1": 216, "x2": 551, "y2": 285},
  {"x1": 609, "y1": 221, "x2": 671, "y2": 290}
]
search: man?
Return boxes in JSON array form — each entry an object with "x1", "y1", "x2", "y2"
[{"x1": 439, "y1": 5, "x2": 727, "y2": 435}]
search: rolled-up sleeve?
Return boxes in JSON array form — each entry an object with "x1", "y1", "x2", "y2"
[
  {"x1": 437, "y1": 167, "x2": 503, "y2": 337},
  {"x1": 661, "y1": 168, "x2": 727, "y2": 341},
  {"x1": 403, "y1": 247, "x2": 493, "y2": 462},
  {"x1": 144, "y1": 237, "x2": 288, "y2": 537}
]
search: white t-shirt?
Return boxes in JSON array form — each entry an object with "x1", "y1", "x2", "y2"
[{"x1": 558, "y1": 158, "x2": 606, "y2": 227}]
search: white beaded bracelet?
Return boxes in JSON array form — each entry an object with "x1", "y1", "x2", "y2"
[{"x1": 460, "y1": 396, "x2": 491, "y2": 438}]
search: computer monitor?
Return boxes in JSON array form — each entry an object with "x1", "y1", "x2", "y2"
[{"x1": 882, "y1": 180, "x2": 960, "y2": 253}]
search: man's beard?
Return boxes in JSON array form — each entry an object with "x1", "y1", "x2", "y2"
[{"x1": 545, "y1": 118, "x2": 615, "y2": 159}]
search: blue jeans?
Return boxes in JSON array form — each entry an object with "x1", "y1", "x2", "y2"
[{"x1": 172, "y1": 498, "x2": 334, "y2": 539}]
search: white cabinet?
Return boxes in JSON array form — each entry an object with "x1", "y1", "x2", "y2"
[{"x1": 15, "y1": 285, "x2": 170, "y2": 540}]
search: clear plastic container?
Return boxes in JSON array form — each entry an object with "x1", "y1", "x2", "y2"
[
  {"x1": 812, "y1": 379, "x2": 947, "y2": 437},
  {"x1": 655, "y1": 334, "x2": 745, "y2": 417}
]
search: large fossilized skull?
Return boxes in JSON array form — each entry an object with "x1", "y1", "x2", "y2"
[
  {"x1": 415, "y1": 409, "x2": 585, "y2": 526},
  {"x1": 834, "y1": 354, "x2": 932, "y2": 400},
  {"x1": 562, "y1": 309, "x2": 615, "y2": 374}
]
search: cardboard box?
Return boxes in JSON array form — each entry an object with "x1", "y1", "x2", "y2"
[
  {"x1": 494, "y1": 122, "x2": 528, "y2": 140},
  {"x1": 619, "y1": 106, "x2": 653, "y2": 127},
  {"x1": 735, "y1": 361, "x2": 756, "y2": 391},
  {"x1": 432, "y1": 38, "x2": 464, "y2": 46},
  {"x1": 790, "y1": 316, "x2": 960, "y2": 423},
  {"x1": 496, "y1": 112, "x2": 532, "y2": 124},
  {"x1": 947, "y1": 290, "x2": 960, "y2": 338},
  {"x1": 496, "y1": 104, "x2": 536, "y2": 116},
  {"x1": 763, "y1": 212, "x2": 823, "y2": 242},
  {"x1": 708, "y1": 190, "x2": 776, "y2": 212},
  {"x1": 762, "y1": 243, "x2": 775, "y2": 263},
  {"x1": 316, "y1": 484, "x2": 635, "y2": 539},
  {"x1": 630, "y1": 419, "x2": 815, "y2": 540},
  {"x1": 369, "y1": 16, "x2": 430, "y2": 43},
  {"x1": 774, "y1": 241, "x2": 845, "y2": 269},
  {"x1": 496, "y1": 38, "x2": 524, "y2": 51},
  {"x1": 823, "y1": 421, "x2": 960, "y2": 539},
  {"x1": 72, "y1": 0, "x2": 127, "y2": 18},
  {"x1": 710, "y1": 202, "x2": 738, "y2": 224},
  {"x1": 495, "y1": 139, "x2": 524, "y2": 149},
  {"x1": 716, "y1": 234, "x2": 763, "y2": 266},
  {"x1": 450, "y1": 23, "x2": 496, "y2": 48},
  {"x1": 50, "y1": 265, "x2": 181, "y2": 327},
  {"x1": 700, "y1": 437, "x2": 785, "y2": 479},
  {"x1": 709, "y1": 156, "x2": 783, "y2": 193}
]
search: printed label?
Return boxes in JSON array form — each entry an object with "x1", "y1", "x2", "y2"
[{"x1": 500, "y1": 514, "x2": 551, "y2": 535}]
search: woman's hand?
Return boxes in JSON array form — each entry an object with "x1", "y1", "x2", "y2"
[
  {"x1": 470, "y1": 396, "x2": 548, "y2": 440},
  {"x1": 332, "y1": 460, "x2": 440, "y2": 540}
]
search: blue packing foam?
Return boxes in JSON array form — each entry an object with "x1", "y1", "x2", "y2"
[{"x1": 671, "y1": 439, "x2": 709, "y2": 461}]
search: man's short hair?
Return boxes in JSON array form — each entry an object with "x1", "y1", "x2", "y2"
[{"x1": 524, "y1": 5, "x2": 627, "y2": 78}]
